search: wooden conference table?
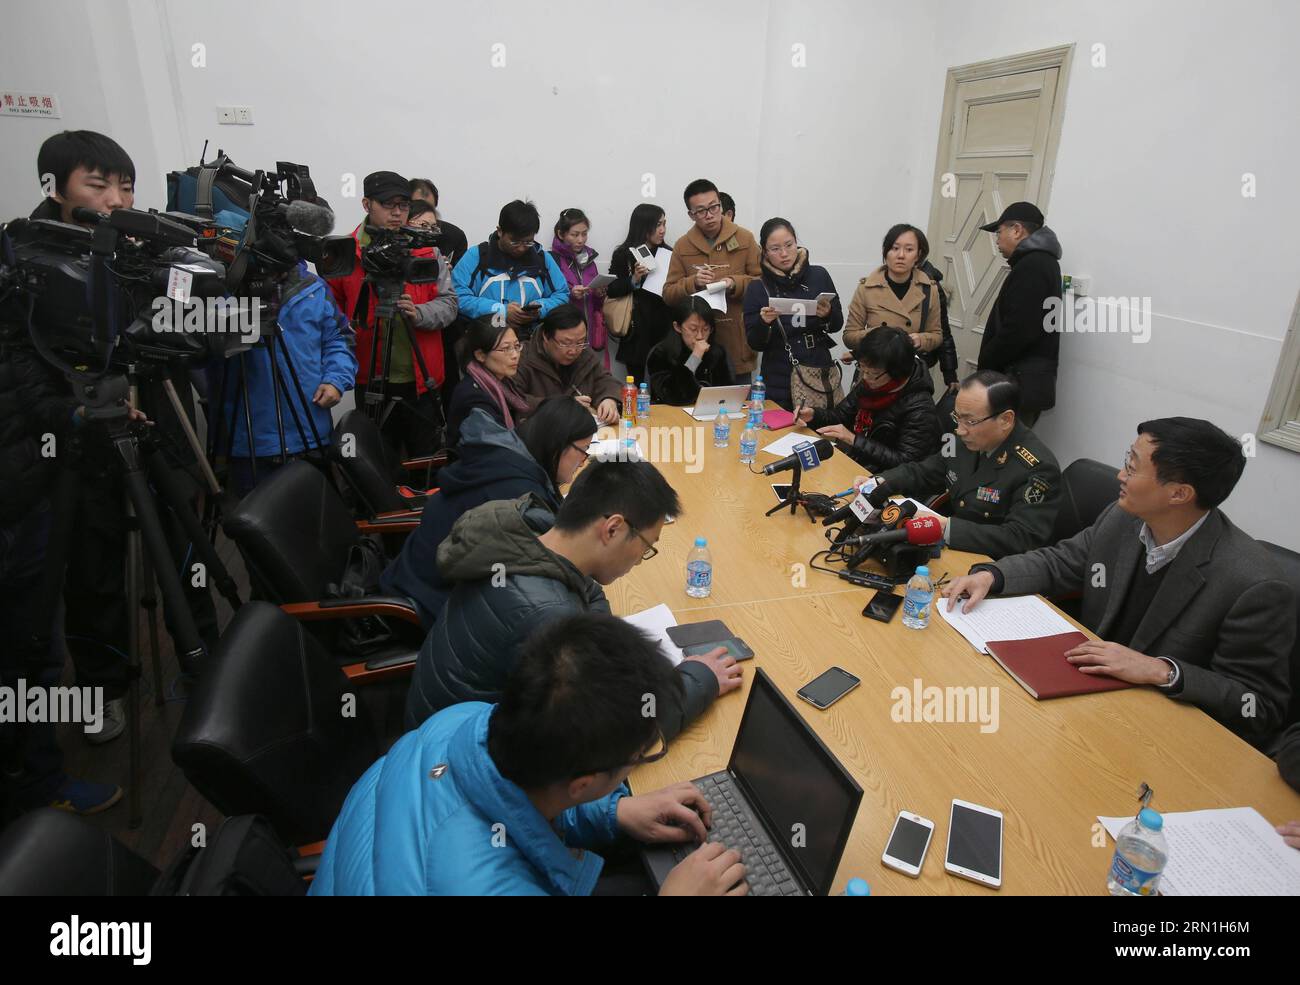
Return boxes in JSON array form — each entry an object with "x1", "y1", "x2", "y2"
[{"x1": 608, "y1": 405, "x2": 1300, "y2": 895}]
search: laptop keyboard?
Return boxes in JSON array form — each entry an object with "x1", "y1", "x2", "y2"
[{"x1": 671, "y1": 772, "x2": 805, "y2": 896}]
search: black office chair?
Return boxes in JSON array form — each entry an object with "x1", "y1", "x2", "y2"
[
  {"x1": 0, "y1": 808, "x2": 159, "y2": 896},
  {"x1": 331, "y1": 408, "x2": 447, "y2": 517},
  {"x1": 172, "y1": 601, "x2": 395, "y2": 847},
  {"x1": 1051, "y1": 458, "x2": 1121, "y2": 545},
  {"x1": 1261, "y1": 541, "x2": 1300, "y2": 729}
]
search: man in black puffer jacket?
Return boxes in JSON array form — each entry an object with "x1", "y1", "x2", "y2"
[
  {"x1": 976, "y1": 202, "x2": 1063, "y2": 426},
  {"x1": 799, "y1": 327, "x2": 940, "y2": 473},
  {"x1": 406, "y1": 460, "x2": 740, "y2": 736}
]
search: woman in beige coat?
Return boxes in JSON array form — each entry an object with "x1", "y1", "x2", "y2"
[{"x1": 841, "y1": 224, "x2": 942, "y2": 361}]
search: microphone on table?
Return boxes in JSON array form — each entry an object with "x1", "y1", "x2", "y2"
[
  {"x1": 761, "y1": 438, "x2": 833, "y2": 476},
  {"x1": 841, "y1": 513, "x2": 943, "y2": 551},
  {"x1": 842, "y1": 501, "x2": 923, "y2": 568}
]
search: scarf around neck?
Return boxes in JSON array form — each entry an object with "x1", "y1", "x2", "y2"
[{"x1": 468, "y1": 360, "x2": 530, "y2": 428}]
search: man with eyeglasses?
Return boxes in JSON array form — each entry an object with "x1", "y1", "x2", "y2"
[
  {"x1": 406, "y1": 458, "x2": 740, "y2": 735},
  {"x1": 944, "y1": 418, "x2": 1292, "y2": 751},
  {"x1": 313, "y1": 612, "x2": 751, "y2": 896},
  {"x1": 862, "y1": 371, "x2": 1061, "y2": 559},
  {"x1": 452, "y1": 199, "x2": 569, "y2": 341},
  {"x1": 514, "y1": 304, "x2": 624, "y2": 425},
  {"x1": 664, "y1": 178, "x2": 762, "y2": 381}
]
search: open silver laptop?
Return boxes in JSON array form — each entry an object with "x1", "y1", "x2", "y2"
[{"x1": 687, "y1": 385, "x2": 751, "y2": 421}]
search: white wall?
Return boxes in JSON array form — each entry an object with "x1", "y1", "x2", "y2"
[{"x1": 3, "y1": 0, "x2": 1297, "y2": 547}]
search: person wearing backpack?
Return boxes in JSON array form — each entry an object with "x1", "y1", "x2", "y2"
[{"x1": 452, "y1": 200, "x2": 569, "y2": 341}]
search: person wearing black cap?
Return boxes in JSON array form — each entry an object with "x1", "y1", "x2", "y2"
[
  {"x1": 975, "y1": 202, "x2": 1062, "y2": 427},
  {"x1": 327, "y1": 170, "x2": 458, "y2": 474}
]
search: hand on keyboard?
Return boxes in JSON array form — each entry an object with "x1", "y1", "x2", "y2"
[
  {"x1": 659, "y1": 841, "x2": 749, "y2": 896},
  {"x1": 616, "y1": 781, "x2": 712, "y2": 844}
]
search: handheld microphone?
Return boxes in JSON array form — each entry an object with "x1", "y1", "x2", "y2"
[
  {"x1": 762, "y1": 438, "x2": 833, "y2": 476},
  {"x1": 843, "y1": 500, "x2": 919, "y2": 568},
  {"x1": 866, "y1": 480, "x2": 892, "y2": 509},
  {"x1": 841, "y1": 514, "x2": 943, "y2": 551}
]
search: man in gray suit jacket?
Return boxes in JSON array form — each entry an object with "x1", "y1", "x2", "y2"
[{"x1": 943, "y1": 417, "x2": 1293, "y2": 749}]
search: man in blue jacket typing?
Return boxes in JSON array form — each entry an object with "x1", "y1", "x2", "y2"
[{"x1": 310, "y1": 612, "x2": 750, "y2": 896}]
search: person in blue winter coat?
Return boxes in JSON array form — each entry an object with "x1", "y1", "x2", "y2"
[
  {"x1": 452, "y1": 200, "x2": 569, "y2": 340},
  {"x1": 208, "y1": 263, "x2": 358, "y2": 496},
  {"x1": 379, "y1": 397, "x2": 598, "y2": 629},
  {"x1": 309, "y1": 612, "x2": 751, "y2": 896}
]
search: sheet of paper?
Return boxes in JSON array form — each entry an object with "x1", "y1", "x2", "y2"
[
  {"x1": 1098, "y1": 807, "x2": 1300, "y2": 896},
  {"x1": 938, "y1": 594, "x2": 1077, "y2": 653},
  {"x1": 640, "y1": 247, "x2": 671, "y2": 296},
  {"x1": 587, "y1": 438, "x2": 645, "y2": 461},
  {"x1": 692, "y1": 288, "x2": 728, "y2": 313},
  {"x1": 768, "y1": 296, "x2": 818, "y2": 318},
  {"x1": 761, "y1": 431, "x2": 816, "y2": 457},
  {"x1": 621, "y1": 604, "x2": 685, "y2": 666}
]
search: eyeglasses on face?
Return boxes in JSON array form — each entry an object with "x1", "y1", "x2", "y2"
[
  {"x1": 688, "y1": 202, "x2": 722, "y2": 218},
  {"x1": 585, "y1": 724, "x2": 669, "y2": 775},
  {"x1": 951, "y1": 412, "x2": 997, "y2": 429},
  {"x1": 552, "y1": 336, "x2": 589, "y2": 351},
  {"x1": 492, "y1": 341, "x2": 524, "y2": 354},
  {"x1": 605, "y1": 515, "x2": 658, "y2": 561}
]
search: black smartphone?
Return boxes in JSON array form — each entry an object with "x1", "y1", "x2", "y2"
[
  {"x1": 862, "y1": 589, "x2": 903, "y2": 623},
  {"x1": 666, "y1": 620, "x2": 732, "y2": 648},
  {"x1": 797, "y1": 667, "x2": 861, "y2": 710},
  {"x1": 682, "y1": 637, "x2": 754, "y2": 661}
]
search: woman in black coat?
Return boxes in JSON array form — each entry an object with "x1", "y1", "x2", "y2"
[
  {"x1": 796, "y1": 325, "x2": 940, "y2": 472},
  {"x1": 646, "y1": 296, "x2": 735, "y2": 406},
  {"x1": 607, "y1": 204, "x2": 674, "y2": 384}
]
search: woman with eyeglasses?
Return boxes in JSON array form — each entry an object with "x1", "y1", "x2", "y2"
[
  {"x1": 606, "y1": 204, "x2": 673, "y2": 383},
  {"x1": 841, "y1": 224, "x2": 943, "y2": 361},
  {"x1": 646, "y1": 297, "x2": 735, "y2": 405},
  {"x1": 444, "y1": 318, "x2": 530, "y2": 447},
  {"x1": 381, "y1": 396, "x2": 598, "y2": 630},
  {"x1": 743, "y1": 217, "x2": 844, "y2": 410},
  {"x1": 550, "y1": 208, "x2": 611, "y2": 371},
  {"x1": 797, "y1": 325, "x2": 941, "y2": 471}
]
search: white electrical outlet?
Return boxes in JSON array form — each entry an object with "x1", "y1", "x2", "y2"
[
  {"x1": 234, "y1": 106, "x2": 253, "y2": 125},
  {"x1": 217, "y1": 106, "x2": 235, "y2": 124},
  {"x1": 1072, "y1": 275, "x2": 1091, "y2": 297}
]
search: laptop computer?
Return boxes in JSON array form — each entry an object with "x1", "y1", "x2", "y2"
[
  {"x1": 641, "y1": 669, "x2": 864, "y2": 896},
  {"x1": 686, "y1": 384, "x2": 752, "y2": 421}
]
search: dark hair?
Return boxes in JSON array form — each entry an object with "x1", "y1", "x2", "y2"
[
  {"x1": 540, "y1": 303, "x2": 585, "y2": 339},
  {"x1": 960, "y1": 370, "x2": 1021, "y2": 417},
  {"x1": 719, "y1": 191, "x2": 735, "y2": 217},
  {"x1": 488, "y1": 613, "x2": 684, "y2": 787},
  {"x1": 407, "y1": 199, "x2": 436, "y2": 221},
  {"x1": 408, "y1": 177, "x2": 438, "y2": 203},
  {"x1": 618, "y1": 204, "x2": 666, "y2": 252},
  {"x1": 671, "y1": 296, "x2": 717, "y2": 331},
  {"x1": 682, "y1": 178, "x2": 719, "y2": 206},
  {"x1": 554, "y1": 459, "x2": 681, "y2": 534},
  {"x1": 516, "y1": 396, "x2": 598, "y2": 486},
  {"x1": 882, "y1": 223, "x2": 929, "y2": 265},
  {"x1": 853, "y1": 326, "x2": 914, "y2": 380},
  {"x1": 1136, "y1": 418, "x2": 1245, "y2": 509},
  {"x1": 554, "y1": 207, "x2": 590, "y2": 237},
  {"x1": 759, "y1": 217, "x2": 797, "y2": 251},
  {"x1": 37, "y1": 130, "x2": 135, "y2": 196},
  {"x1": 458, "y1": 316, "x2": 512, "y2": 368},
  {"x1": 499, "y1": 199, "x2": 541, "y2": 237}
]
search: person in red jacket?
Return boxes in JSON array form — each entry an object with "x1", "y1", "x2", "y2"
[{"x1": 327, "y1": 171, "x2": 459, "y2": 473}]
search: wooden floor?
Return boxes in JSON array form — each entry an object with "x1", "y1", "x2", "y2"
[{"x1": 51, "y1": 531, "x2": 246, "y2": 871}]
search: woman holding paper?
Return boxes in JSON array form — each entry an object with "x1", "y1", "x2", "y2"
[
  {"x1": 743, "y1": 217, "x2": 844, "y2": 410},
  {"x1": 607, "y1": 204, "x2": 674, "y2": 384},
  {"x1": 646, "y1": 297, "x2": 735, "y2": 405},
  {"x1": 550, "y1": 208, "x2": 611, "y2": 370},
  {"x1": 841, "y1": 224, "x2": 943, "y2": 357}
]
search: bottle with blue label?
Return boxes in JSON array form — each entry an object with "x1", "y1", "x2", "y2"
[
  {"x1": 636, "y1": 382, "x2": 650, "y2": 423},
  {"x1": 686, "y1": 537, "x2": 713, "y2": 598},
  {"x1": 842, "y1": 878, "x2": 871, "y2": 897},
  {"x1": 1107, "y1": 809, "x2": 1168, "y2": 896},
  {"x1": 739, "y1": 417, "x2": 758, "y2": 464},
  {"x1": 750, "y1": 374, "x2": 766, "y2": 409},
  {"x1": 713, "y1": 401, "x2": 731, "y2": 448},
  {"x1": 901, "y1": 565, "x2": 933, "y2": 630}
]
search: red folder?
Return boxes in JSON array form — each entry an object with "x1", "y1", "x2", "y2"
[
  {"x1": 985, "y1": 631, "x2": 1134, "y2": 700},
  {"x1": 763, "y1": 408, "x2": 796, "y2": 430}
]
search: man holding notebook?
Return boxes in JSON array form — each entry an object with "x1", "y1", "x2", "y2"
[{"x1": 943, "y1": 417, "x2": 1293, "y2": 750}]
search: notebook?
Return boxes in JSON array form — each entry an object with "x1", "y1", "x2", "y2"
[
  {"x1": 762, "y1": 408, "x2": 796, "y2": 430},
  {"x1": 985, "y1": 631, "x2": 1134, "y2": 699}
]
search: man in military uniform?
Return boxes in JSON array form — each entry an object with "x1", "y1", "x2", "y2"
[{"x1": 862, "y1": 370, "x2": 1060, "y2": 559}]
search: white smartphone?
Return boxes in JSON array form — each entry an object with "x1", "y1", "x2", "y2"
[
  {"x1": 944, "y1": 799, "x2": 1003, "y2": 889},
  {"x1": 632, "y1": 243, "x2": 657, "y2": 270},
  {"x1": 881, "y1": 811, "x2": 934, "y2": 878}
]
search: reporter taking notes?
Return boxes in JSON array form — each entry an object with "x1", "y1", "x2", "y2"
[{"x1": 942, "y1": 418, "x2": 1294, "y2": 749}]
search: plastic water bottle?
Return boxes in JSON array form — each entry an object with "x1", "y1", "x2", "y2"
[
  {"x1": 686, "y1": 537, "x2": 713, "y2": 598},
  {"x1": 842, "y1": 878, "x2": 871, "y2": 897},
  {"x1": 739, "y1": 418, "x2": 758, "y2": 464},
  {"x1": 750, "y1": 374, "x2": 766, "y2": 409},
  {"x1": 1107, "y1": 809, "x2": 1168, "y2": 896},
  {"x1": 636, "y1": 382, "x2": 650, "y2": 423},
  {"x1": 622, "y1": 375, "x2": 637, "y2": 416},
  {"x1": 620, "y1": 415, "x2": 636, "y2": 458},
  {"x1": 746, "y1": 398, "x2": 763, "y2": 429},
  {"x1": 713, "y1": 401, "x2": 731, "y2": 448},
  {"x1": 901, "y1": 565, "x2": 934, "y2": 629}
]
